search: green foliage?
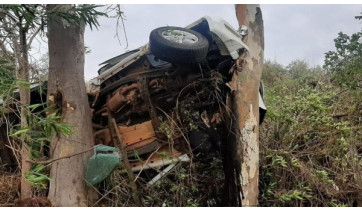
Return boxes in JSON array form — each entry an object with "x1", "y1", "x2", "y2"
[
  {"x1": 1, "y1": 4, "x2": 126, "y2": 194},
  {"x1": 47, "y1": 4, "x2": 107, "y2": 30},
  {"x1": 0, "y1": 4, "x2": 111, "y2": 32},
  {"x1": 0, "y1": 57, "x2": 16, "y2": 108},
  {"x1": 16, "y1": 80, "x2": 31, "y2": 90},
  {"x1": 260, "y1": 60, "x2": 362, "y2": 206},
  {"x1": 188, "y1": 122, "x2": 198, "y2": 131},
  {"x1": 262, "y1": 60, "x2": 287, "y2": 86},
  {"x1": 10, "y1": 105, "x2": 73, "y2": 160},
  {"x1": 315, "y1": 170, "x2": 333, "y2": 184},
  {"x1": 24, "y1": 164, "x2": 51, "y2": 189},
  {"x1": 8, "y1": 103, "x2": 73, "y2": 191},
  {"x1": 324, "y1": 16, "x2": 362, "y2": 89},
  {"x1": 0, "y1": 58, "x2": 14, "y2": 88},
  {"x1": 271, "y1": 155, "x2": 288, "y2": 168},
  {"x1": 279, "y1": 190, "x2": 312, "y2": 203},
  {"x1": 327, "y1": 200, "x2": 348, "y2": 207},
  {"x1": 159, "y1": 119, "x2": 175, "y2": 139},
  {"x1": 0, "y1": 4, "x2": 46, "y2": 30},
  {"x1": 287, "y1": 60, "x2": 309, "y2": 80},
  {"x1": 157, "y1": 151, "x2": 172, "y2": 160}
]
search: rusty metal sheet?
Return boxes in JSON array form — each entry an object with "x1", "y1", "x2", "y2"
[
  {"x1": 94, "y1": 121, "x2": 157, "y2": 153},
  {"x1": 118, "y1": 121, "x2": 156, "y2": 147}
]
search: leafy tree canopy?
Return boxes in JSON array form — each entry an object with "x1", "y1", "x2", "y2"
[{"x1": 324, "y1": 15, "x2": 362, "y2": 89}]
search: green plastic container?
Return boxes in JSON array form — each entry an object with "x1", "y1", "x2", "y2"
[{"x1": 85, "y1": 145, "x2": 121, "y2": 186}]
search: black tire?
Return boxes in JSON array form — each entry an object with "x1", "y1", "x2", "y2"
[{"x1": 149, "y1": 26, "x2": 209, "y2": 64}]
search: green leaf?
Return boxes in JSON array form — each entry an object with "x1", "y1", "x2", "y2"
[
  {"x1": 11, "y1": 128, "x2": 29, "y2": 137},
  {"x1": 16, "y1": 80, "x2": 31, "y2": 90},
  {"x1": 134, "y1": 150, "x2": 142, "y2": 162},
  {"x1": 28, "y1": 103, "x2": 46, "y2": 110}
]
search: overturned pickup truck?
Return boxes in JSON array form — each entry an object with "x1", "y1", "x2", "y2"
[{"x1": 89, "y1": 16, "x2": 266, "y2": 175}]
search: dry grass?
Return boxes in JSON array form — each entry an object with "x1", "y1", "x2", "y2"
[
  {"x1": 0, "y1": 169, "x2": 20, "y2": 206},
  {"x1": 94, "y1": 156, "x2": 224, "y2": 207}
]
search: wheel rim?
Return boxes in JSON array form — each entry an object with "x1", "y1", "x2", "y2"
[{"x1": 161, "y1": 29, "x2": 198, "y2": 44}]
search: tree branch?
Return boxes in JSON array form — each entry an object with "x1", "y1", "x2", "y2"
[
  {"x1": 27, "y1": 27, "x2": 41, "y2": 48},
  {"x1": 110, "y1": 117, "x2": 141, "y2": 206},
  {"x1": 26, "y1": 146, "x2": 94, "y2": 164}
]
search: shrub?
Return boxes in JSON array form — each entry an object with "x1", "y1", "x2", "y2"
[{"x1": 259, "y1": 60, "x2": 362, "y2": 206}]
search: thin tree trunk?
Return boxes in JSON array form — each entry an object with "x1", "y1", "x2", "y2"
[
  {"x1": 18, "y1": 26, "x2": 32, "y2": 199},
  {"x1": 230, "y1": 4, "x2": 264, "y2": 206},
  {"x1": 46, "y1": 4, "x2": 97, "y2": 206}
]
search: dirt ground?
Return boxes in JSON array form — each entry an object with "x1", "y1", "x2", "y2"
[{"x1": 0, "y1": 170, "x2": 20, "y2": 207}]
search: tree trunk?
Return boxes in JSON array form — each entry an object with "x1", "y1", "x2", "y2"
[
  {"x1": 228, "y1": 4, "x2": 264, "y2": 206},
  {"x1": 46, "y1": 4, "x2": 97, "y2": 206},
  {"x1": 18, "y1": 26, "x2": 32, "y2": 199}
]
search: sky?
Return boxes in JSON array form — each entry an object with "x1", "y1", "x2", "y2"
[{"x1": 30, "y1": 4, "x2": 362, "y2": 80}]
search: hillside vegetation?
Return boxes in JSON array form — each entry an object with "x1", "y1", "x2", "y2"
[{"x1": 259, "y1": 59, "x2": 361, "y2": 206}]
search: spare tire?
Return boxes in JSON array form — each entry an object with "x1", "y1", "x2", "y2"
[{"x1": 149, "y1": 26, "x2": 209, "y2": 64}]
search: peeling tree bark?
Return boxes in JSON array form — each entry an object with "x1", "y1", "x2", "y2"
[
  {"x1": 46, "y1": 4, "x2": 97, "y2": 206},
  {"x1": 230, "y1": 4, "x2": 264, "y2": 206}
]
